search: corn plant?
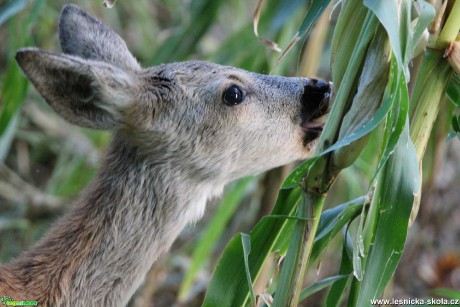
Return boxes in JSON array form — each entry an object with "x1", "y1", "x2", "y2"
[
  {"x1": 1, "y1": 0, "x2": 459, "y2": 305},
  {"x1": 204, "y1": 0, "x2": 460, "y2": 306}
]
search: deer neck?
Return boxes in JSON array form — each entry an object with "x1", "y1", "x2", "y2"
[{"x1": 4, "y1": 135, "x2": 221, "y2": 306}]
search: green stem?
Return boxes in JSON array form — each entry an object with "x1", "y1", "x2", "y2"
[
  {"x1": 272, "y1": 191, "x2": 325, "y2": 307},
  {"x1": 410, "y1": 49, "x2": 453, "y2": 160},
  {"x1": 362, "y1": 187, "x2": 377, "y2": 256},
  {"x1": 306, "y1": 12, "x2": 379, "y2": 194},
  {"x1": 408, "y1": 49, "x2": 453, "y2": 223},
  {"x1": 437, "y1": 0, "x2": 460, "y2": 47},
  {"x1": 292, "y1": 192, "x2": 325, "y2": 306},
  {"x1": 347, "y1": 277, "x2": 360, "y2": 306},
  {"x1": 317, "y1": 12, "x2": 378, "y2": 154},
  {"x1": 285, "y1": 6, "x2": 378, "y2": 307}
]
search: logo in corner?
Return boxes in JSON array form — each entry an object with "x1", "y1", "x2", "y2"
[
  {"x1": 1, "y1": 296, "x2": 38, "y2": 306},
  {"x1": 0, "y1": 297, "x2": 12, "y2": 306}
]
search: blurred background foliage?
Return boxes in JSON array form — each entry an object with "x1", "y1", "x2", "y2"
[{"x1": 0, "y1": 0, "x2": 458, "y2": 306}]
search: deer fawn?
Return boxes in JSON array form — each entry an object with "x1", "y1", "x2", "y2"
[{"x1": 0, "y1": 4, "x2": 330, "y2": 306}]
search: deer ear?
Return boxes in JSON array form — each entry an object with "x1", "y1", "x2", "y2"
[
  {"x1": 59, "y1": 4, "x2": 140, "y2": 71},
  {"x1": 16, "y1": 48, "x2": 138, "y2": 130}
]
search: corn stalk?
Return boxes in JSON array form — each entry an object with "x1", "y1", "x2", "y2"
[
  {"x1": 274, "y1": 0, "x2": 459, "y2": 306},
  {"x1": 204, "y1": 1, "x2": 459, "y2": 305}
]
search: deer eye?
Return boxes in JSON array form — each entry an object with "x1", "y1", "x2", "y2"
[{"x1": 222, "y1": 85, "x2": 244, "y2": 106}]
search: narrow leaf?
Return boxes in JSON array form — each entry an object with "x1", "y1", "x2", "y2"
[
  {"x1": 310, "y1": 197, "x2": 365, "y2": 263},
  {"x1": 352, "y1": 231, "x2": 363, "y2": 281},
  {"x1": 241, "y1": 233, "x2": 256, "y2": 306},
  {"x1": 410, "y1": 1, "x2": 435, "y2": 60},
  {"x1": 447, "y1": 74, "x2": 460, "y2": 107},
  {"x1": 0, "y1": 113, "x2": 19, "y2": 162},
  {"x1": 272, "y1": 192, "x2": 310, "y2": 307},
  {"x1": 0, "y1": 0, "x2": 28, "y2": 27},
  {"x1": 253, "y1": 0, "x2": 281, "y2": 52},
  {"x1": 296, "y1": 0, "x2": 331, "y2": 36},
  {"x1": 203, "y1": 187, "x2": 302, "y2": 307},
  {"x1": 0, "y1": 60, "x2": 28, "y2": 136},
  {"x1": 364, "y1": 0, "x2": 403, "y2": 70},
  {"x1": 283, "y1": 60, "x2": 399, "y2": 189},
  {"x1": 431, "y1": 288, "x2": 460, "y2": 300},
  {"x1": 276, "y1": 0, "x2": 331, "y2": 64},
  {"x1": 299, "y1": 275, "x2": 349, "y2": 302},
  {"x1": 452, "y1": 115, "x2": 460, "y2": 132},
  {"x1": 373, "y1": 59, "x2": 409, "y2": 180},
  {"x1": 356, "y1": 124, "x2": 419, "y2": 303},
  {"x1": 326, "y1": 232, "x2": 354, "y2": 307}
]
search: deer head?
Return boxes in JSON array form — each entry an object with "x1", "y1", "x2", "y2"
[{"x1": 16, "y1": 4, "x2": 330, "y2": 192}]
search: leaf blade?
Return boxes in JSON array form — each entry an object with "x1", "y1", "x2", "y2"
[{"x1": 356, "y1": 124, "x2": 419, "y2": 303}]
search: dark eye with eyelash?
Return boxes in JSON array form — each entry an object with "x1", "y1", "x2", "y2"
[{"x1": 222, "y1": 85, "x2": 244, "y2": 106}]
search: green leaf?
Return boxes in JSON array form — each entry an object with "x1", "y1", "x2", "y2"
[
  {"x1": 326, "y1": 232, "x2": 354, "y2": 307},
  {"x1": 0, "y1": 0, "x2": 44, "y2": 160},
  {"x1": 297, "y1": 0, "x2": 332, "y2": 36},
  {"x1": 452, "y1": 115, "x2": 460, "y2": 132},
  {"x1": 0, "y1": 217, "x2": 29, "y2": 231},
  {"x1": 437, "y1": 0, "x2": 460, "y2": 47},
  {"x1": 316, "y1": 11, "x2": 379, "y2": 155},
  {"x1": 409, "y1": 1, "x2": 435, "y2": 60},
  {"x1": 210, "y1": 0, "x2": 306, "y2": 72},
  {"x1": 365, "y1": 0, "x2": 434, "y2": 79},
  {"x1": 447, "y1": 74, "x2": 460, "y2": 107},
  {"x1": 331, "y1": 0, "x2": 368, "y2": 89},
  {"x1": 365, "y1": 0, "x2": 403, "y2": 70},
  {"x1": 282, "y1": 60, "x2": 399, "y2": 189},
  {"x1": 452, "y1": 115, "x2": 460, "y2": 142},
  {"x1": 272, "y1": 192, "x2": 311, "y2": 307},
  {"x1": 446, "y1": 130, "x2": 460, "y2": 142},
  {"x1": 203, "y1": 187, "x2": 301, "y2": 307},
  {"x1": 299, "y1": 274, "x2": 349, "y2": 302},
  {"x1": 178, "y1": 178, "x2": 253, "y2": 301},
  {"x1": 45, "y1": 152, "x2": 97, "y2": 197},
  {"x1": 276, "y1": 0, "x2": 332, "y2": 63},
  {"x1": 431, "y1": 288, "x2": 460, "y2": 300},
  {"x1": 152, "y1": 0, "x2": 227, "y2": 64},
  {"x1": 267, "y1": 0, "x2": 307, "y2": 34},
  {"x1": 310, "y1": 196, "x2": 365, "y2": 263},
  {"x1": 352, "y1": 231, "x2": 363, "y2": 281},
  {"x1": 0, "y1": 48, "x2": 29, "y2": 161},
  {"x1": 356, "y1": 124, "x2": 419, "y2": 304},
  {"x1": 352, "y1": 205, "x2": 366, "y2": 282},
  {"x1": 370, "y1": 56, "x2": 409, "y2": 183},
  {"x1": 266, "y1": 197, "x2": 364, "y2": 304},
  {"x1": 0, "y1": 112, "x2": 19, "y2": 162},
  {"x1": 400, "y1": 0, "x2": 411, "y2": 67},
  {"x1": 0, "y1": 0, "x2": 28, "y2": 27},
  {"x1": 282, "y1": 156, "x2": 319, "y2": 189},
  {"x1": 0, "y1": 60, "x2": 28, "y2": 136},
  {"x1": 241, "y1": 233, "x2": 256, "y2": 306}
]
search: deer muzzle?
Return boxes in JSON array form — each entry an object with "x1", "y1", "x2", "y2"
[{"x1": 300, "y1": 79, "x2": 332, "y2": 146}]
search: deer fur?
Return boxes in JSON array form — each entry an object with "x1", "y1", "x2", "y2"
[{"x1": 0, "y1": 4, "x2": 330, "y2": 306}]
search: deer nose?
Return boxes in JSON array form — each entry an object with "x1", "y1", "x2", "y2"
[
  {"x1": 301, "y1": 78, "x2": 331, "y2": 117},
  {"x1": 307, "y1": 79, "x2": 331, "y2": 93}
]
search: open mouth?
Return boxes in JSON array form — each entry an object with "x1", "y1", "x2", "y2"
[
  {"x1": 300, "y1": 79, "x2": 331, "y2": 146},
  {"x1": 301, "y1": 116, "x2": 327, "y2": 146}
]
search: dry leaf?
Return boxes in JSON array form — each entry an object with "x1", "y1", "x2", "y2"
[{"x1": 253, "y1": 0, "x2": 282, "y2": 52}]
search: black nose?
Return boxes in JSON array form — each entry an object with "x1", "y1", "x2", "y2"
[
  {"x1": 302, "y1": 79, "x2": 331, "y2": 118},
  {"x1": 308, "y1": 79, "x2": 331, "y2": 93}
]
